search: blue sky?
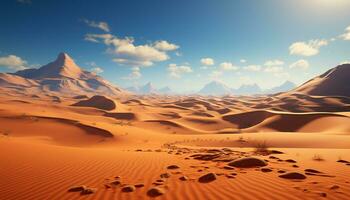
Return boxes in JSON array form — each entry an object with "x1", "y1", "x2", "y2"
[{"x1": 1, "y1": 0, "x2": 350, "y2": 92}]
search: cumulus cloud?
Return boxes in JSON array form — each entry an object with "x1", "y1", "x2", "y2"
[
  {"x1": 87, "y1": 62, "x2": 104, "y2": 74},
  {"x1": 168, "y1": 63, "x2": 193, "y2": 78},
  {"x1": 91, "y1": 67, "x2": 104, "y2": 74},
  {"x1": 243, "y1": 65, "x2": 261, "y2": 71},
  {"x1": 220, "y1": 62, "x2": 239, "y2": 71},
  {"x1": 123, "y1": 67, "x2": 142, "y2": 80},
  {"x1": 153, "y1": 40, "x2": 179, "y2": 51},
  {"x1": 0, "y1": 55, "x2": 27, "y2": 70},
  {"x1": 83, "y1": 19, "x2": 110, "y2": 32},
  {"x1": 240, "y1": 59, "x2": 247, "y2": 63},
  {"x1": 201, "y1": 58, "x2": 214, "y2": 66},
  {"x1": 289, "y1": 59, "x2": 310, "y2": 70},
  {"x1": 340, "y1": 26, "x2": 350, "y2": 40},
  {"x1": 85, "y1": 33, "x2": 177, "y2": 67},
  {"x1": 289, "y1": 39, "x2": 328, "y2": 56},
  {"x1": 264, "y1": 59, "x2": 284, "y2": 66}
]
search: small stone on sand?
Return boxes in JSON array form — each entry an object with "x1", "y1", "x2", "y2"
[
  {"x1": 68, "y1": 185, "x2": 86, "y2": 192},
  {"x1": 147, "y1": 187, "x2": 165, "y2": 197},
  {"x1": 80, "y1": 188, "x2": 96, "y2": 195},
  {"x1": 261, "y1": 168, "x2": 273, "y2": 172},
  {"x1": 135, "y1": 183, "x2": 145, "y2": 188},
  {"x1": 179, "y1": 176, "x2": 189, "y2": 181},
  {"x1": 228, "y1": 157, "x2": 267, "y2": 168},
  {"x1": 121, "y1": 185, "x2": 136, "y2": 192},
  {"x1": 167, "y1": 165, "x2": 180, "y2": 170},
  {"x1": 279, "y1": 172, "x2": 307, "y2": 180},
  {"x1": 198, "y1": 172, "x2": 217, "y2": 183}
]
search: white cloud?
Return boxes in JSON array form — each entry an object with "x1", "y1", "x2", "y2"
[
  {"x1": 264, "y1": 59, "x2": 284, "y2": 66},
  {"x1": 168, "y1": 63, "x2": 193, "y2": 78},
  {"x1": 240, "y1": 59, "x2": 247, "y2": 63},
  {"x1": 91, "y1": 67, "x2": 104, "y2": 74},
  {"x1": 289, "y1": 59, "x2": 310, "y2": 70},
  {"x1": 87, "y1": 62, "x2": 104, "y2": 74},
  {"x1": 244, "y1": 65, "x2": 261, "y2": 71},
  {"x1": 220, "y1": 62, "x2": 239, "y2": 71},
  {"x1": 83, "y1": 19, "x2": 110, "y2": 32},
  {"x1": 85, "y1": 33, "x2": 175, "y2": 67},
  {"x1": 201, "y1": 58, "x2": 214, "y2": 66},
  {"x1": 0, "y1": 55, "x2": 27, "y2": 70},
  {"x1": 289, "y1": 39, "x2": 328, "y2": 56},
  {"x1": 123, "y1": 67, "x2": 142, "y2": 80},
  {"x1": 340, "y1": 26, "x2": 350, "y2": 40},
  {"x1": 153, "y1": 40, "x2": 179, "y2": 51}
]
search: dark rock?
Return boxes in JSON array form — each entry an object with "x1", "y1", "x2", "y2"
[
  {"x1": 285, "y1": 159, "x2": 297, "y2": 163},
  {"x1": 279, "y1": 172, "x2": 307, "y2": 180},
  {"x1": 147, "y1": 187, "x2": 165, "y2": 197},
  {"x1": 121, "y1": 185, "x2": 136, "y2": 192},
  {"x1": 167, "y1": 165, "x2": 180, "y2": 170},
  {"x1": 228, "y1": 157, "x2": 267, "y2": 168},
  {"x1": 68, "y1": 185, "x2": 86, "y2": 192},
  {"x1": 261, "y1": 168, "x2": 273, "y2": 172},
  {"x1": 198, "y1": 173, "x2": 217, "y2": 183}
]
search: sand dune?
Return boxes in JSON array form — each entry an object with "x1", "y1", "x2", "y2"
[{"x1": 2, "y1": 64, "x2": 350, "y2": 199}]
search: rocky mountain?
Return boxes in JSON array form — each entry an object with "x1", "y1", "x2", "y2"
[
  {"x1": 233, "y1": 83, "x2": 262, "y2": 95},
  {"x1": 127, "y1": 82, "x2": 173, "y2": 94},
  {"x1": 198, "y1": 81, "x2": 232, "y2": 95},
  {"x1": 264, "y1": 81, "x2": 296, "y2": 94},
  {"x1": 0, "y1": 52, "x2": 125, "y2": 96}
]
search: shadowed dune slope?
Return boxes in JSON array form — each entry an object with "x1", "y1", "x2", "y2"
[{"x1": 223, "y1": 110, "x2": 350, "y2": 133}]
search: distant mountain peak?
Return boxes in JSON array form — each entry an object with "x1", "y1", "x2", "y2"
[
  {"x1": 199, "y1": 80, "x2": 232, "y2": 95},
  {"x1": 7, "y1": 52, "x2": 125, "y2": 96},
  {"x1": 15, "y1": 52, "x2": 82, "y2": 79}
]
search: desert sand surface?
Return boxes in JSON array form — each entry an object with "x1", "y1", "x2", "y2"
[{"x1": 1, "y1": 90, "x2": 350, "y2": 200}]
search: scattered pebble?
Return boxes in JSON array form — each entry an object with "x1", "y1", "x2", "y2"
[
  {"x1": 110, "y1": 180, "x2": 121, "y2": 186},
  {"x1": 198, "y1": 172, "x2": 217, "y2": 183},
  {"x1": 68, "y1": 185, "x2": 86, "y2": 192},
  {"x1": 135, "y1": 183, "x2": 145, "y2": 188},
  {"x1": 147, "y1": 187, "x2": 165, "y2": 197},
  {"x1": 121, "y1": 185, "x2": 136, "y2": 193},
  {"x1": 318, "y1": 192, "x2": 327, "y2": 197},
  {"x1": 179, "y1": 176, "x2": 189, "y2": 181},
  {"x1": 80, "y1": 188, "x2": 96, "y2": 195},
  {"x1": 261, "y1": 167, "x2": 273, "y2": 172},
  {"x1": 279, "y1": 172, "x2": 307, "y2": 180},
  {"x1": 285, "y1": 159, "x2": 297, "y2": 163},
  {"x1": 305, "y1": 169, "x2": 321, "y2": 174},
  {"x1": 160, "y1": 173, "x2": 171, "y2": 178},
  {"x1": 228, "y1": 157, "x2": 267, "y2": 168},
  {"x1": 337, "y1": 159, "x2": 349, "y2": 163},
  {"x1": 330, "y1": 185, "x2": 340, "y2": 190},
  {"x1": 167, "y1": 165, "x2": 180, "y2": 170}
]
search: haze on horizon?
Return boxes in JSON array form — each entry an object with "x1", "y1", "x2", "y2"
[{"x1": 1, "y1": 0, "x2": 350, "y2": 93}]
